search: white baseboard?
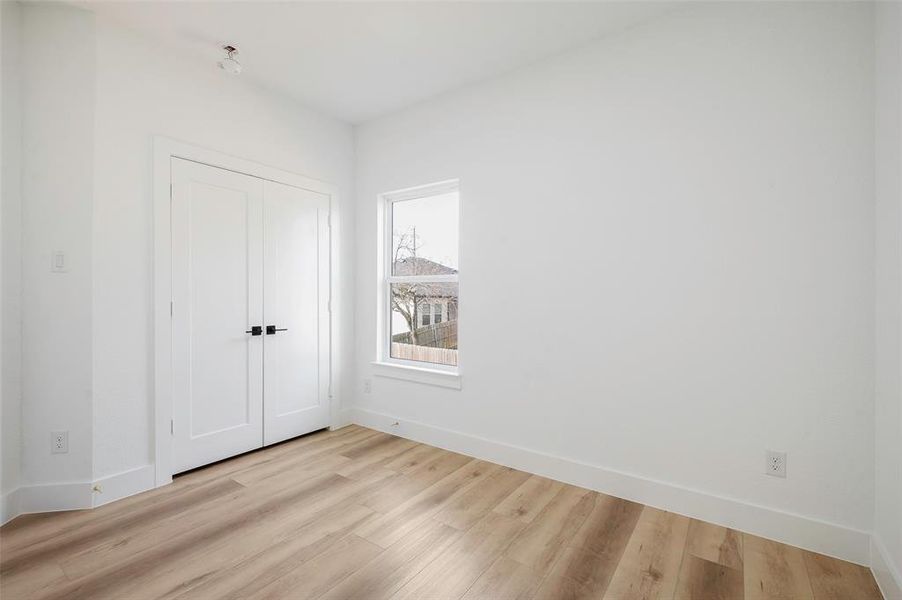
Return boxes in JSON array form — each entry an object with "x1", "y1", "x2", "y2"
[
  {"x1": 1, "y1": 487, "x2": 22, "y2": 525},
  {"x1": 872, "y1": 535, "x2": 902, "y2": 600},
  {"x1": 331, "y1": 408, "x2": 355, "y2": 430},
  {"x1": 350, "y1": 407, "x2": 872, "y2": 566},
  {"x1": 0, "y1": 464, "x2": 156, "y2": 524},
  {"x1": 92, "y1": 465, "x2": 155, "y2": 508},
  {"x1": 16, "y1": 481, "x2": 93, "y2": 515}
]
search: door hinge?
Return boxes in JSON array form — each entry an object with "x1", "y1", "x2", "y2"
[
  {"x1": 327, "y1": 214, "x2": 331, "y2": 228},
  {"x1": 170, "y1": 419, "x2": 174, "y2": 435},
  {"x1": 170, "y1": 301, "x2": 173, "y2": 316}
]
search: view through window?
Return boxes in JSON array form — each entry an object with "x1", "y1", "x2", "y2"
[{"x1": 386, "y1": 185, "x2": 459, "y2": 368}]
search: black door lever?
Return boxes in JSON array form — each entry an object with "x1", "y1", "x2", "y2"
[
  {"x1": 266, "y1": 325, "x2": 288, "y2": 335},
  {"x1": 245, "y1": 326, "x2": 262, "y2": 336}
]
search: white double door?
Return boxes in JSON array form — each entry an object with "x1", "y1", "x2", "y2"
[{"x1": 170, "y1": 158, "x2": 330, "y2": 474}]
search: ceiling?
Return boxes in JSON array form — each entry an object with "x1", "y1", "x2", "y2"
[{"x1": 80, "y1": 2, "x2": 672, "y2": 124}]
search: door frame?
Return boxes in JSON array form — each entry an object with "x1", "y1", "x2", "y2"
[{"x1": 153, "y1": 136, "x2": 339, "y2": 487}]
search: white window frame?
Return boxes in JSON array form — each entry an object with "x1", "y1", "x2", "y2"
[{"x1": 373, "y1": 180, "x2": 461, "y2": 389}]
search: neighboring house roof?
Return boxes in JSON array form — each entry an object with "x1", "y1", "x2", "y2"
[
  {"x1": 391, "y1": 257, "x2": 458, "y2": 299},
  {"x1": 392, "y1": 256, "x2": 458, "y2": 276}
]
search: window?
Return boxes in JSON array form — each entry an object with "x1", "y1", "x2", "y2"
[{"x1": 382, "y1": 181, "x2": 459, "y2": 370}]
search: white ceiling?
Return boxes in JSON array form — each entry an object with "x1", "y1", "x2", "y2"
[{"x1": 81, "y1": 2, "x2": 671, "y2": 124}]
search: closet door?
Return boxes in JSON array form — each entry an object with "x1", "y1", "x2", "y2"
[
  {"x1": 262, "y1": 180, "x2": 331, "y2": 445},
  {"x1": 171, "y1": 158, "x2": 264, "y2": 473}
]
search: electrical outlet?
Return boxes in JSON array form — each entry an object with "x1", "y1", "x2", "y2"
[
  {"x1": 363, "y1": 379, "x2": 372, "y2": 394},
  {"x1": 766, "y1": 450, "x2": 786, "y2": 478},
  {"x1": 51, "y1": 431, "x2": 69, "y2": 454}
]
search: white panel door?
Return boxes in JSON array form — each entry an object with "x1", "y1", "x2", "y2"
[
  {"x1": 263, "y1": 180, "x2": 331, "y2": 445},
  {"x1": 171, "y1": 158, "x2": 264, "y2": 473}
]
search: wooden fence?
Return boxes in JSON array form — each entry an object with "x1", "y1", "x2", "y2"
[
  {"x1": 391, "y1": 320, "x2": 457, "y2": 349},
  {"x1": 391, "y1": 343, "x2": 459, "y2": 366}
]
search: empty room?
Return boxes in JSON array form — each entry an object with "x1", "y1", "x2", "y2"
[{"x1": 1, "y1": 0, "x2": 901, "y2": 598}]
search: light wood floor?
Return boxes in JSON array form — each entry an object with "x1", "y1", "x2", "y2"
[{"x1": 0, "y1": 425, "x2": 882, "y2": 600}]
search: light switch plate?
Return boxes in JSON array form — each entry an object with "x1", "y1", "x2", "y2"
[{"x1": 51, "y1": 251, "x2": 68, "y2": 273}]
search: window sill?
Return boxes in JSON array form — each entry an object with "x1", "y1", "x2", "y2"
[{"x1": 371, "y1": 361, "x2": 461, "y2": 390}]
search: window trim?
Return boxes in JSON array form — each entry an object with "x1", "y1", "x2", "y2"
[{"x1": 378, "y1": 180, "x2": 460, "y2": 378}]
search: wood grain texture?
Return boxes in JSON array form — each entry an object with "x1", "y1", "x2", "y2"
[
  {"x1": 674, "y1": 554, "x2": 744, "y2": 600},
  {"x1": 463, "y1": 556, "x2": 543, "y2": 600},
  {"x1": 803, "y1": 549, "x2": 883, "y2": 600},
  {"x1": 0, "y1": 425, "x2": 883, "y2": 600},
  {"x1": 743, "y1": 534, "x2": 814, "y2": 600},
  {"x1": 504, "y1": 486, "x2": 595, "y2": 577},
  {"x1": 493, "y1": 475, "x2": 564, "y2": 523},
  {"x1": 685, "y1": 518, "x2": 743, "y2": 571},
  {"x1": 603, "y1": 506, "x2": 691, "y2": 600}
]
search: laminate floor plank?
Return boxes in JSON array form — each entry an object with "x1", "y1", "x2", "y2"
[
  {"x1": 685, "y1": 518, "x2": 744, "y2": 571},
  {"x1": 803, "y1": 549, "x2": 883, "y2": 600},
  {"x1": 602, "y1": 506, "x2": 691, "y2": 600},
  {"x1": 743, "y1": 534, "x2": 814, "y2": 600},
  {"x1": 381, "y1": 443, "x2": 444, "y2": 473},
  {"x1": 537, "y1": 494, "x2": 643, "y2": 599},
  {"x1": 569, "y1": 493, "x2": 644, "y2": 559},
  {"x1": 356, "y1": 460, "x2": 500, "y2": 548},
  {"x1": 335, "y1": 437, "x2": 418, "y2": 479},
  {"x1": 0, "y1": 427, "x2": 883, "y2": 600},
  {"x1": 493, "y1": 475, "x2": 565, "y2": 523},
  {"x1": 462, "y1": 556, "x2": 543, "y2": 600},
  {"x1": 405, "y1": 449, "x2": 475, "y2": 487},
  {"x1": 674, "y1": 554, "x2": 744, "y2": 600},
  {"x1": 319, "y1": 519, "x2": 462, "y2": 600},
  {"x1": 434, "y1": 466, "x2": 532, "y2": 531},
  {"x1": 504, "y1": 486, "x2": 596, "y2": 578},
  {"x1": 171, "y1": 503, "x2": 379, "y2": 600},
  {"x1": 389, "y1": 512, "x2": 527, "y2": 600},
  {"x1": 248, "y1": 534, "x2": 384, "y2": 600}
]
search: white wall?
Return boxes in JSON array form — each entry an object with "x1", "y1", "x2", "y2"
[
  {"x1": 1, "y1": 0, "x2": 23, "y2": 520},
  {"x1": 354, "y1": 2, "x2": 876, "y2": 561},
  {"x1": 19, "y1": 3, "x2": 96, "y2": 489},
  {"x1": 3, "y1": 3, "x2": 355, "y2": 511},
  {"x1": 90, "y1": 16, "x2": 356, "y2": 481},
  {"x1": 2, "y1": 0, "x2": 893, "y2": 575},
  {"x1": 874, "y1": 1, "x2": 902, "y2": 595}
]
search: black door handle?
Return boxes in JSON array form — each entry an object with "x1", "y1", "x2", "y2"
[
  {"x1": 245, "y1": 326, "x2": 262, "y2": 336},
  {"x1": 266, "y1": 325, "x2": 288, "y2": 335}
]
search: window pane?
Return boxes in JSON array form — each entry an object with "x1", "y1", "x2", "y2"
[
  {"x1": 391, "y1": 191, "x2": 459, "y2": 276},
  {"x1": 390, "y1": 282, "x2": 458, "y2": 367}
]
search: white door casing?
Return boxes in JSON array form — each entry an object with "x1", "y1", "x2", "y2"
[{"x1": 263, "y1": 181, "x2": 331, "y2": 445}]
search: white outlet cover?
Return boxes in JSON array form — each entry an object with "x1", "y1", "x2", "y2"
[
  {"x1": 766, "y1": 450, "x2": 786, "y2": 478},
  {"x1": 51, "y1": 430, "x2": 69, "y2": 454}
]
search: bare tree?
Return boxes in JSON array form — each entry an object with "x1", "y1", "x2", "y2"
[
  {"x1": 391, "y1": 227, "x2": 457, "y2": 348},
  {"x1": 391, "y1": 227, "x2": 422, "y2": 344}
]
